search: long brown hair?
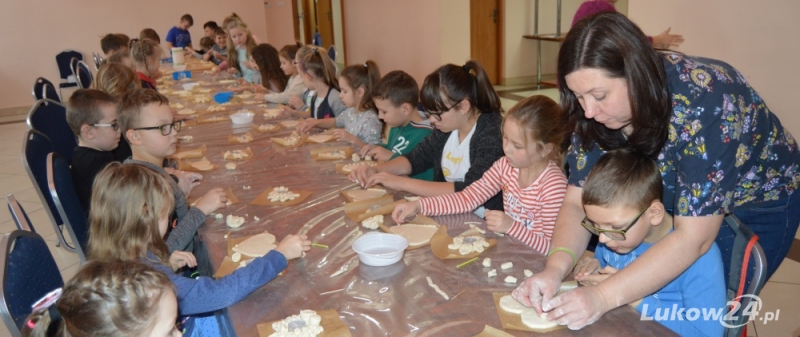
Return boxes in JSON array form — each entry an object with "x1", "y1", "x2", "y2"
[
  {"x1": 420, "y1": 60, "x2": 502, "y2": 116},
  {"x1": 340, "y1": 60, "x2": 381, "y2": 112},
  {"x1": 224, "y1": 15, "x2": 257, "y2": 73},
  {"x1": 298, "y1": 45, "x2": 339, "y2": 91},
  {"x1": 251, "y1": 43, "x2": 288, "y2": 92},
  {"x1": 558, "y1": 12, "x2": 670, "y2": 158},
  {"x1": 22, "y1": 259, "x2": 174, "y2": 337},
  {"x1": 88, "y1": 163, "x2": 173, "y2": 264},
  {"x1": 504, "y1": 95, "x2": 567, "y2": 165}
]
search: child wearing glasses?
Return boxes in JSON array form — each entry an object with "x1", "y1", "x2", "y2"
[
  {"x1": 574, "y1": 148, "x2": 725, "y2": 336},
  {"x1": 119, "y1": 88, "x2": 228, "y2": 253},
  {"x1": 67, "y1": 89, "x2": 122, "y2": 212}
]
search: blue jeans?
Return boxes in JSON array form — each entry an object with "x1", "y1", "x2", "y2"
[{"x1": 716, "y1": 191, "x2": 800, "y2": 281}]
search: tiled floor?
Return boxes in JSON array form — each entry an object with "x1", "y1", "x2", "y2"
[{"x1": 0, "y1": 86, "x2": 798, "y2": 336}]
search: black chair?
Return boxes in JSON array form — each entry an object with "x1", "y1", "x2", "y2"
[
  {"x1": 26, "y1": 99, "x2": 76, "y2": 163},
  {"x1": 722, "y1": 214, "x2": 767, "y2": 337},
  {"x1": 47, "y1": 153, "x2": 89, "y2": 263},
  {"x1": 21, "y1": 130, "x2": 74, "y2": 254},
  {"x1": 5, "y1": 195, "x2": 34, "y2": 233},
  {"x1": 55, "y1": 50, "x2": 82, "y2": 97},
  {"x1": 75, "y1": 60, "x2": 93, "y2": 89},
  {"x1": 0, "y1": 230, "x2": 64, "y2": 337},
  {"x1": 31, "y1": 77, "x2": 60, "y2": 103}
]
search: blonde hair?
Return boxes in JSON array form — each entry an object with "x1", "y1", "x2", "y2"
[
  {"x1": 503, "y1": 95, "x2": 567, "y2": 165},
  {"x1": 22, "y1": 259, "x2": 174, "y2": 337},
  {"x1": 93, "y1": 63, "x2": 138, "y2": 99},
  {"x1": 130, "y1": 38, "x2": 162, "y2": 77},
  {"x1": 88, "y1": 163, "x2": 173, "y2": 264},
  {"x1": 118, "y1": 88, "x2": 170, "y2": 133},
  {"x1": 298, "y1": 45, "x2": 339, "y2": 91},
  {"x1": 224, "y1": 15, "x2": 257, "y2": 73},
  {"x1": 65, "y1": 89, "x2": 118, "y2": 137}
]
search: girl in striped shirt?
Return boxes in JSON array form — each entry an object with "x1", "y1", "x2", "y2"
[{"x1": 392, "y1": 95, "x2": 568, "y2": 254}]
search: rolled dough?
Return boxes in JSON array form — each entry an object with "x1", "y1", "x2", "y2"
[
  {"x1": 520, "y1": 309, "x2": 558, "y2": 330},
  {"x1": 190, "y1": 158, "x2": 214, "y2": 171},
  {"x1": 307, "y1": 134, "x2": 334, "y2": 143},
  {"x1": 346, "y1": 189, "x2": 387, "y2": 202},
  {"x1": 388, "y1": 224, "x2": 438, "y2": 246},
  {"x1": 498, "y1": 295, "x2": 527, "y2": 314},
  {"x1": 232, "y1": 232, "x2": 277, "y2": 257}
]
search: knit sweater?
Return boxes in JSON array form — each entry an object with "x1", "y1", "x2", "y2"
[
  {"x1": 263, "y1": 74, "x2": 307, "y2": 105},
  {"x1": 405, "y1": 112, "x2": 505, "y2": 211}
]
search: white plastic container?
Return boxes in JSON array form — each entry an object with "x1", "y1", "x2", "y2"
[
  {"x1": 229, "y1": 111, "x2": 255, "y2": 125},
  {"x1": 351, "y1": 233, "x2": 408, "y2": 266},
  {"x1": 172, "y1": 48, "x2": 186, "y2": 66},
  {"x1": 181, "y1": 82, "x2": 198, "y2": 91}
]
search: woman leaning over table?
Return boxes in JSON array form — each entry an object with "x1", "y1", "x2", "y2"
[{"x1": 514, "y1": 12, "x2": 800, "y2": 329}]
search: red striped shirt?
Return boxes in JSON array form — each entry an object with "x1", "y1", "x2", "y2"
[{"x1": 419, "y1": 158, "x2": 567, "y2": 254}]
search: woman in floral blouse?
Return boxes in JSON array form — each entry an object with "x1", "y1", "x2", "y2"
[{"x1": 515, "y1": 12, "x2": 800, "y2": 329}]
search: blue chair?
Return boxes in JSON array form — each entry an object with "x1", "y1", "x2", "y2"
[
  {"x1": 5, "y1": 195, "x2": 34, "y2": 233},
  {"x1": 21, "y1": 130, "x2": 74, "y2": 254},
  {"x1": 312, "y1": 31, "x2": 322, "y2": 46},
  {"x1": 721, "y1": 215, "x2": 767, "y2": 337},
  {"x1": 31, "y1": 77, "x2": 60, "y2": 103},
  {"x1": 327, "y1": 45, "x2": 337, "y2": 62},
  {"x1": 0, "y1": 230, "x2": 64, "y2": 337},
  {"x1": 55, "y1": 50, "x2": 82, "y2": 97},
  {"x1": 47, "y1": 153, "x2": 89, "y2": 263},
  {"x1": 75, "y1": 60, "x2": 93, "y2": 89},
  {"x1": 26, "y1": 99, "x2": 76, "y2": 163}
]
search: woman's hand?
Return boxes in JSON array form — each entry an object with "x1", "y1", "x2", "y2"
[
  {"x1": 653, "y1": 27, "x2": 684, "y2": 49},
  {"x1": 513, "y1": 267, "x2": 563, "y2": 313},
  {"x1": 540, "y1": 284, "x2": 610, "y2": 330},
  {"x1": 360, "y1": 145, "x2": 393, "y2": 162},
  {"x1": 169, "y1": 250, "x2": 197, "y2": 271},
  {"x1": 392, "y1": 200, "x2": 421, "y2": 224},
  {"x1": 296, "y1": 118, "x2": 317, "y2": 134},
  {"x1": 485, "y1": 210, "x2": 514, "y2": 233}
]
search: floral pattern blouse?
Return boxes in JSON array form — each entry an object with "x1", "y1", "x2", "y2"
[{"x1": 567, "y1": 52, "x2": 800, "y2": 216}]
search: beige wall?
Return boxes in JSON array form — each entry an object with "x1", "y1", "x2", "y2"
[
  {"x1": 439, "y1": 0, "x2": 471, "y2": 66},
  {"x1": 628, "y1": 0, "x2": 800, "y2": 135},
  {"x1": 264, "y1": 0, "x2": 296, "y2": 48},
  {"x1": 0, "y1": 0, "x2": 267, "y2": 110}
]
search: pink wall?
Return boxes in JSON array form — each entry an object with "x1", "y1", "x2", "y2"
[
  {"x1": 342, "y1": 0, "x2": 441, "y2": 85},
  {"x1": 264, "y1": 1, "x2": 297, "y2": 48},
  {"x1": 0, "y1": 0, "x2": 267, "y2": 109}
]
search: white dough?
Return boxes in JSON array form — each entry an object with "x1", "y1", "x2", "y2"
[
  {"x1": 232, "y1": 252, "x2": 242, "y2": 263},
  {"x1": 498, "y1": 295, "x2": 527, "y2": 314},
  {"x1": 501, "y1": 262, "x2": 513, "y2": 270},
  {"x1": 226, "y1": 163, "x2": 237, "y2": 171},
  {"x1": 488, "y1": 269, "x2": 497, "y2": 278},
  {"x1": 426, "y1": 276, "x2": 449, "y2": 300},
  {"x1": 524, "y1": 269, "x2": 533, "y2": 278},
  {"x1": 214, "y1": 213, "x2": 223, "y2": 219},
  {"x1": 226, "y1": 215, "x2": 245, "y2": 228},
  {"x1": 361, "y1": 215, "x2": 383, "y2": 230},
  {"x1": 504, "y1": 276, "x2": 517, "y2": 284},
  {"x1": 482, "y1": 258, "x2": 492, "y2": 267},
  {"x1": 520, "y1": 309, "x2": 558, "y2": 330},
  {"x1": 387, "y1": 224, "x2": 438, "y2": 246}
]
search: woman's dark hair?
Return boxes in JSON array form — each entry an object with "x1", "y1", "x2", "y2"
[
  {"x1": 558, "y1": 12, "x2": 670, "y2": 158},
  {"x1": 420, "y1": 60, "x2": 502, "y2": 116},
  {"x1": 251, "y1": 43, "x2": 288, "y2": 92},
  {"x1": 340, "y1": 60, "x2": 381, "y2": 112}
]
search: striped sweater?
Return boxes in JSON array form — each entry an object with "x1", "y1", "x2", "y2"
[{"x1": 419, "y1": 158, "x2": 567, "y2": 254}]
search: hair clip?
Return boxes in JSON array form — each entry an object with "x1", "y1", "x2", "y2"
[
  {"x1": 26, "y1": 319, "x2": 36, "y2": 330},
  {"x1": 32, "y1": 288, "x2": 63, "y2": 312},
  {"x1": 363, "y1": 63, "x2": 368, "y2": 68}
]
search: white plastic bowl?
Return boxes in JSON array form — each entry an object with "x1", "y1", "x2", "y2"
[
  {"x1": 352, "y1": 233, "x2": 408, "y2": 266},
  {"x1": 181, "y1": 82, "x2": 199, "y2": 91},
  {"x1": 230, "y1": 111, "x2": 255, "y2": 125}
]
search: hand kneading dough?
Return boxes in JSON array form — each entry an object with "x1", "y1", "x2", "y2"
[
  {"x1": 499, "y1": 295, "x2": 528, "y2": 314},
  {"x1": 520, "y1": 309, "x2": 558, "y2": 330},
  {"x1": 232, "y1": 232, "x2": 277, "y2": 257}
]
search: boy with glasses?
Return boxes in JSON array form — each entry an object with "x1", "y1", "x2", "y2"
[
  {"x1": 119, "y1": 88, "x2": 227, "y2": 253},
  {"x1": 67, "y1": 89, "x2": 122, "y2": 212},
  {"x1": 573, "y1": 148, "x2": 725, "y2": 336}
]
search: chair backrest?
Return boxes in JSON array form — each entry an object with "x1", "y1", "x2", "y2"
[
  {"x1": 91, "y1": 52, "x2": 103, "y2": 71},
  {"x1": 31, "y1": 77, "x2": 60, "y2": 103},
  {"x1": 47, "y1": 152, "x2": 89, "y2": 263},
  {"x1": 0, "y1": 230, "x2": 64, "y2": 336},
  {"x1": 5, "y1": 195, "x2": 34, "y2": 233},
  {"x1": 21, "y1": 130, "x2": 76, "y2": 255},
  {"x1": 75, "y1": 61, "x2": 93, "y2": 89},
  {"x1": 327, "y1": 45, "x2": 336, "y2": 62},
  {"x1": 55, "y1": 50, "x2": 82, "y2": 81},
  {"x1": 312, "y1": 31, "x2": 322, "y2": 46},
  {"x1": 722, "y1": 214, "x2": 767, "y2": 337},
  {"x1": 26, "y1": 99, "x2": 76, "y2": 163}
]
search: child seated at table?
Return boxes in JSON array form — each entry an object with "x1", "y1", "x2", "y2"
[
  {"x1": 100, "y1": 33, "x2": 128, "y2": 58},
  {"x1": 359, "y1": 70, "x2": 433, "y2": 180},
  {"x1": 22, "y1": 259, "x2": 180, "y2": 337},
  {"x1": 192, "y1": 36, "x2": 215, "y2": 59},
  {"x1": 573, "y1": 148, "x2": 725, "y2": 336},
  {"x1": 231, "y1": 43, "x2": 288, "y2": 94},
  {"x1": 166, "y1": 13, "x2": 193, "y2": 50},
  {"x1": 296, "y1": 60, "x2": 382, "y2": 146},
  {"x1": 119, "y1": 88, "x2": 227, "y2": 253},
  {"x1": 255, "y1": 42, "x2": 306, "y2": 104},
  {"x1": 93, "y1": 62, "x2": 138, "y2": 162},
  {"x1": 139, "y1": 28, "x2": 161, "y2": 44},
  {"x1": 130, "y1": 39, "x2": 163, "y2": 91},
  {"x1": 284, "y1": 45, "x2": 345, "y2": 119},
  {"x1": 67, "y1": 89, "x2": 122, "y2": 213},
  {"x1": 392, "y1": 95, "x2": 567, "y2": 253},
  {"x1": 202, "y1": 27, "x2": 227, "y2": 65},
  {"x1": 87, "y1": 163, "x2": 310, "y2": 336}
]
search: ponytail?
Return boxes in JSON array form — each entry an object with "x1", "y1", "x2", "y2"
[
  {"x1": 130, "y1": 39, "x2": 161, "y2": 77},
  {"x1": 340, "y1": 60, "x2": 381, "y2": 112},
  {"x1": 299, "y1": 46, "x2": 339, "y2": 91},
  {"x1": 21, "y1": 309, "x2": 64, "y2": 337},
  {"x1": 420, "y1": 60, "x2": 502, "y2": 115}
]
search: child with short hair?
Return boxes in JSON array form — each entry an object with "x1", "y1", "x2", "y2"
[
  {"x1": 93, "y1": 62, "x2": 138, "y2": 162},
  {"x1": 100, "y1": 33, "x2": 128, "y2": 57},
  {"x1": 255, "y1": 42, "x2": 306, "y2": 104},
  {"x1": 203, "y1": 27, "x2": 227, "y2": 65},
  {"x1": 118, "y1": 88, "x2": 227, "y2": 253},
  {"x1": 66, "y1": 89, "x2": 121, "y2": 212},
  {"x1": 393, "y1": 95, "x2": 568, "y2": 253},
  {"x1": 139, "y1": 28, "x2": 161, "y2": 44},
  {"x1": 87, "y1": 163, "x2": 310, "y2": 335},
  {"x1": 130, "y1": 39, "x2": 163, "y2": 90},
  {"x1": 166, "y1": 13, "x2": 194, "y2": 49},
  {"x1": 297, "y1": 60, "x2": 382, "y2": 146},
  {"x1": 106, "y1": 52, "x2": 132, "y2": 67},
  {"x1": 22, "y1": 259, "x2": 180, "y2": 337},
  {"x1": 296, "y1": 45, "x2": 346, "y2": 119},
  {"x1": 203, "y1": 20, "x2": 218, "y2": 37},
  {"x1": 573, "y1": 148, "x2": 725, "y2": 336},
  {"x1": 360, "y1": 70, "x2": 433, "y2": 181}
]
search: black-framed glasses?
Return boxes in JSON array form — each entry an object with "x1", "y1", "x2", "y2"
[
  {"x1": 423, "y1": 100, "x2": 462, "y2": 122},
  {"x1": 91, "y1": 121, "x2": 119, "y2": 131},
  {"x1": 580, "y1": 206, "x2": 648, "y2": 241},
  {"x1": 133, "y1": 121, "x2": 182, "y2": 136}
]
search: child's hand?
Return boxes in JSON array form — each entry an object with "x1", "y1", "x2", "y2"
[
  {"x1": 361, "y1": 145, "x2": 393, "y2": 162},
  {"x1": 288, "y1": 95, "x2": 304, "y2": 109},
  {"x1": 364, "y1": 171, "x2": 403, "y2": 190},
  {"x1": 275, "y1": 234, "x2": 311, "y2": 260},
  {"x1": 169, "y1": 250, "x2": 197, "y2": 271},
  {"x1": 254, "y1": 93, "x2": 266, "y2": 101},
  {"x1": 296, "y1": 118, "x2": 317, "y2": 134},
  {"x1": 237, "y1": 78, "x2": 249, "y2": 86},
  {"x1": 575, "y1": 265, "x2": 618, "y2": 286},
  {"x1": 348, "y1": 165, "x2": 378, "y2": 188},
  {"x1": 573, "y1": 256, "x2": 601, "y2": 279},
  {"x1": 227, "y1": 67, "x2": 240, "y2": 75},
  {"x1": 485, "y1": 210, "x2": 514, "y2": 233},
  {"x1": 392, "y1": 200, "x2": 421, "y2": 224},
  {"x1": 175, "y1": 170, "x2": 203, "y2": 196},
  {"x1": 210, "y1": 67, "x2": 220, "y2": 76},
  {"x1": 195, "y1": 187, "x2": 228, "y2": 215},
  {"x1": 203, "y1": 52, "x2": 212, "y2": 61},
  {"x1": 332, "y1": 129, "x2": 357, "y2": 144}
]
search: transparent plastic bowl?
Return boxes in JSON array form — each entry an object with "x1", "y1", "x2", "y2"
[{"x1": 351, "y1": 233, "x2": 408, "y2": 266}]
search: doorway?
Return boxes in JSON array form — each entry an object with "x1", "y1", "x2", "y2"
[
  {"x1": 292, "y1": 0, "x2": 346, "y2": 67},
  {"x1": 470, "y1": 0, "x2": 504, "y2": 85}
]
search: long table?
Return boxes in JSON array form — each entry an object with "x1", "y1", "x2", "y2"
[{"x1": 167, "y1": 70, "x2": 677, "y2": 337}]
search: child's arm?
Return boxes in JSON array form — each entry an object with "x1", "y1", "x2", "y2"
[
  {"x1": 360, "y1": 145, "x2": 393, "y2": 162},
  {"x1": 165, "y1": 188, "x2": 227, "y2": 252},
  {"x1": 417, "y1": 159, "x2": 504, "y2": 215},
  {"x1": 332, "y1": 129, "x2": 363, "y2": 147},
  {"x1": 260, "y1": 77, "x2": 305, "y2": 104}
]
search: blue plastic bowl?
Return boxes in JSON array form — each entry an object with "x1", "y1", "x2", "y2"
[
  {"x1": 172, "y1": 70, "x2": 192, "y2": 80},
  {"x1": 214, "y1": 92, "x2": 234, "y2": 104}
]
